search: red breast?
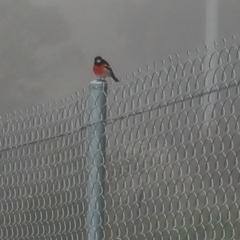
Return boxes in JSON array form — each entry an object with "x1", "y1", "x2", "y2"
[{"x1": 93, "y1": 64, "x2": 105, "y2": 75}]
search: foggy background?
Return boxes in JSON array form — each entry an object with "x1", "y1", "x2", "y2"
[
  {"x1": 1, "y1": 1, "x2": 240, "y2": 239},
  {"x1": 0, "y1": 0, "x2": 239, "y2": 115}
]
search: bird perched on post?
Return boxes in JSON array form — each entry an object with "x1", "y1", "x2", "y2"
[{"x1": 93, "y1": 56, "x2": 119, "y2": 82}]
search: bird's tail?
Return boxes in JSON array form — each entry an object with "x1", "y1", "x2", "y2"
[{"x1": 110, "y1": 69, "x2": 119, "y2": 82}]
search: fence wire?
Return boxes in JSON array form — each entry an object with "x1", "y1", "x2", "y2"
[{"x1": 1, "y1": 38, "x2": 240, "y2": 240}]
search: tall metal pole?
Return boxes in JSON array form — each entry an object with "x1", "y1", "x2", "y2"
[
  {"x1": 205, "y1": 0, "x2": 218, "y2": 46},
  {"x1": 203, "y1": 0, "x2": 218, "y2": 135},
  {"x1": 87, "y1": 80, "x2": 108, "y2": 240}
]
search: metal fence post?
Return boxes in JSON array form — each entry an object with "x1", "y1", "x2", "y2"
[{"x1": 87, "y1": 80, "x2": 108, "y2": 240}]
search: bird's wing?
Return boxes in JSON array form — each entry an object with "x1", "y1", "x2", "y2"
[
  {"x1": 102, "y1": 59, "x2": 110, "y2": 67},
  {"x1": 104, "y1": 65, "x2": 112, "y2": 71},
  {"x1": 101, "y1": 59, "x2": 119, "y2": 82}
]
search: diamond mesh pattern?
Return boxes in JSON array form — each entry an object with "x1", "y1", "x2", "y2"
[{"x1": 1, "y1": 39, "x2": 240, "y2": 240}]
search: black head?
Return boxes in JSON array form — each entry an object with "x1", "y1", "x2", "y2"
[{"x1": 94, "y1": 56, "x2": 103, "y2": 65}]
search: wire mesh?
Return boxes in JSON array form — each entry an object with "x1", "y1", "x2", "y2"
[{"x1": 1, "y1": 38, "x2": 240, "y2": 240}]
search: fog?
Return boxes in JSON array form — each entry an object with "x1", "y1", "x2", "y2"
[
  {"x1": 1, "y1": 2, "x2": 240, "y2": 239},
  {"x1": 0, "y1": 0, "x2": 239, "y2": 114}
]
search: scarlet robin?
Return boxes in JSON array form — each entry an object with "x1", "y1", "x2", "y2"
[{"x1": 93, "y1": 56, "x2": 119, "y2": 82}]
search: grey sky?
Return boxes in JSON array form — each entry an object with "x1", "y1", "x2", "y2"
[{"x1": 0, "y1": 0, "x2": 239, "y2": 115}]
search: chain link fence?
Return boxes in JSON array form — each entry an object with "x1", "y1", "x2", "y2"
[{"x1": 1, "y1": 38, "x2": 240, "y2": 240}]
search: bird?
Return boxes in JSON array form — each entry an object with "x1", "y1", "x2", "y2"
[{"x1": 93, "y1": 56, "x2": 119, "y2": 82}]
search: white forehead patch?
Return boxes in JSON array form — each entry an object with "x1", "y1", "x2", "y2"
[{"x1": 96, "y1": 59, "x2": 101, "y2": 63}]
